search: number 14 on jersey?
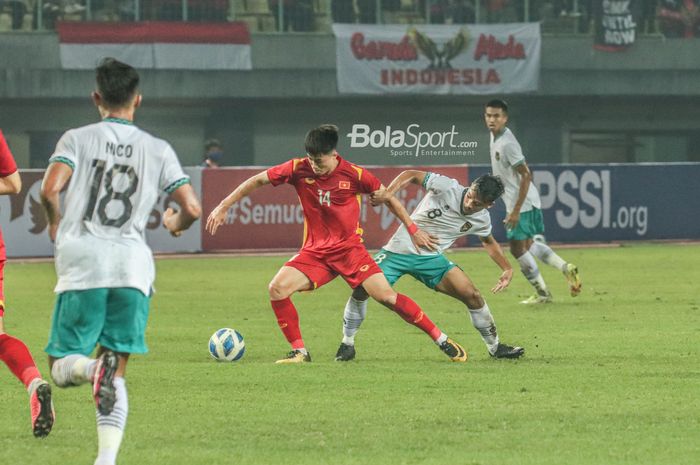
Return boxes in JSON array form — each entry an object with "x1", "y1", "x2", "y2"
[{"x1": 318, "y1": 189, "x2": 331, "y2": 207}]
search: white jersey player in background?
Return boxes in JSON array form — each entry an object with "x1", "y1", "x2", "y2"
[
  {"x1": 40, "y1": 58, "x2": 201, "y2": 465},
  {"x1": 335, "y1": 171, "x2": 525, "y2": 362},
  {"x1": 485, "y1": 99, "x2": 581, "y2": 305}
]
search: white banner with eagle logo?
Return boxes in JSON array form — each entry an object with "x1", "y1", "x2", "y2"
[{"x1": 332, "y1": 23, "x2": 540, "y2": 95}]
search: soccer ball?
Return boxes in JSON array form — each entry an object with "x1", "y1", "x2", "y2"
[{"x1": 208, "y1": 328, "x2": 245, "y2": 362}]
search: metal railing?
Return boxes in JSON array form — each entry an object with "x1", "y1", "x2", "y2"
[{"x1": 0, "y1": 0, "x2": 667, "y2": 36}]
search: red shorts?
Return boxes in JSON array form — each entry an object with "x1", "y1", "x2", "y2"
[{"x1": 285, "y1": 242, "x2": 382, "y2": 289}]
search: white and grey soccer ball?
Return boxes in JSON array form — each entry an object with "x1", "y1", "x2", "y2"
[{"x1": 208, "y1": 328, "x2": 245, "y2": 362}]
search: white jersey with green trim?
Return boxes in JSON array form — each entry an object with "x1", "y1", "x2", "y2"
[
  {"x1": 489, "y1": 127, "x2": 541, "y2": 213},
  {"x1": 383, "y1": 173, "x2": 492, "y2": 256},
  {"x1": 49, "y1": 119, "x2": 189, "y2": 295}
]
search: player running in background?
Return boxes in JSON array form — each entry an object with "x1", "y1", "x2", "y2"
[
  {"x1": 40, "y1": 58, "x2": 201, "y2": 465},
  {"x1": 207, "y1": 124, "x2": 468, "y2": 363},
  {"x1": 485, "y1": 99, "x2": 581, "y2": 304},
  {"x1": 335, "y1": 171, "x2": 525, "y2": 362},
  {"x1": 0, "y1": 130, "x2": 55, "y2": 438}
]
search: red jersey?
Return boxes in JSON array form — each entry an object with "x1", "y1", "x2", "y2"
[
  {"x1": 0, "y1": 130, "x2": 18, "y2": 178},
  {"x1": 0, "y1": 129, "x2": 18, "y2": 306},
  {"x1": 267, "y1": 155, "x2": 381, "y2": 253}
]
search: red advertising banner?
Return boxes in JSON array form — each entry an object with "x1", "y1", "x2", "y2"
[{"x1": 201, "y1": 165, "x2": 468, "y2": 251}]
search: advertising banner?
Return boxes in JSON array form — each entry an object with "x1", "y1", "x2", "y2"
[
  {"x1": 6, "y1": 164, "x2": 698, "y2": 257},
  {"x1": 201, "y1": 165, "x2": 469, "y2": 251},
  {"x1": 332, "y1": 23, "x2": 540, "y2": 95},
  {"x1": 469, "y1": 163, "x2": 700, "y2": 242},
  {"x1": 2, "y1": 168, "x2": 202, "y2": 258}
]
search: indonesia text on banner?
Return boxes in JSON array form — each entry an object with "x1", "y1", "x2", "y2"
[
  {"x1": 332, "y1": 23, "x2": 540, "y2": 95},
  {"x1": 57, "y1": 22, "x2": 252, "y2": 70}
]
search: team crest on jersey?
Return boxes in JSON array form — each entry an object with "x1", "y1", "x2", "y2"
[
  {"x1": 305, "y1": 178, "x2": 315, "y2": 184},
  {"x1": 495, "y1": 152, "x2": 500, "y2": 161},
  {"x1": 339, "y1": 181, "x2": 351, "y2": 189},
  {"x1": 460, "y1": 221, "x2": 473, "y2": 232}
]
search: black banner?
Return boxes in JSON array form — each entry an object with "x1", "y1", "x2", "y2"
[{"x1": 593, "y1": 0, "x2": 641, "y2": 51}]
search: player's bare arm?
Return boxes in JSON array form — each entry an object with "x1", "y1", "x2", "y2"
[
  {"x1": 40, "y1": 161, "x2": 74, "y2": 242},
  {"x1": 206, "y1": 170, "x2": 271, "y2": 235},
  {"x1": 505, "y1": 162, "x2": 532, "y2": 230},
  {"x1": 163, "y1": 183, "x2": 202, "y2": 237},
  {"x1": 0, "y1": 171, "x2": 21, "y2": 195},
  {"x1": 370, "y1": 169, "x2": 427, "y2": 205},
  {"x1": 479, "y1": 234, "x2": 513, "y2": 293},
  {"x1": 384, "y1": 193, "x2": 438, "y2": 251}
]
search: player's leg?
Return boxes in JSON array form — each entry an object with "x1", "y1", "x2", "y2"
[
  {"x1": 1, "y1": 316, "x2": 55, "y2": 438},
  {"x1": 529, "y1": 235, "x2": 581, "y2": 296},
  {"x1": 335, "y1": 285, "x2": 369, "y2": 361},
  {"x1": 510, "y1": 236, "x2": 552, "y2": 304},
  {"x1": 0, "y1": 258, "x2": 54, "y2": 438},
  {"x1": 361, "y1": 272, "x2": 467, "y2": 362},
  {"x1": 435, "y1": 268, "x2": 524, "y2": 359},
  {"x1": 337, "y1": 249, "x2": 404, "y2": 361},
  {"x1": 92, "y1": 348, "x2": 128, "y2": 465},
  {"x1": 89, "y1": 287, "x2": 150, "y2": 465},
  {"x1": 269, "y1": 255, "x2": 330, "y2": 363},
  {"x1": 46, "y1": 286, "x2": 123, "y2": 458},
  {"x1": 47, "y1": 289, "x2": 109, "y2": 389}
]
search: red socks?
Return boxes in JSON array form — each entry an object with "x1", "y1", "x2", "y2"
[
  {"x1": 0, "y1": 333, "x2": 42, "y2": 388},
  {"x1": 270, "y1": 293, "x2": 439, "y2": 350},
  {"x1": 391, "y1": 294, "x2": 442, "y2": 341},
  {"x1": 270, "y1": 298, "x2": 305, "y2": 350}
]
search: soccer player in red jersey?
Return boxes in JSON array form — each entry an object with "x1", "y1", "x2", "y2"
[
  {"x1": 207, "y1": 125, "x2": 468, "y2": 363},
  {"x1": 0, "y1": 129, "x2": 54, "y2": 437}
]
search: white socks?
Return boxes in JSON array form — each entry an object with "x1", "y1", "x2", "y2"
[
  {"x1": 51, "y1": 354, "x2": 97, "y2": 387},
  {"x1": 341, "y1": 296, "x2": 368, "y2": 345},
  {"x1": 529, "y1": 241, "x2": 567, "y2": 272},
  {"x1": 52, "y1": 356, "x2": 128, "y2": 465},
  {"x1": 95, "y1": 376, "x2": 128, "y2": 465},
  {"x1": 516, "y1": 251, "x2": 549, "y2": 296},
  {"x1": 468, "y1": 303, "x2": 499, "y2": 355}
]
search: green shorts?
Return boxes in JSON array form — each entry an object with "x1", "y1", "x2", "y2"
[
  {"x1": 506, "y1": 208, "x2": 545, "y2": 241},
  {"x1": 374, "y1": 249, "x2": 457, "y2": 289},
  {"x1": 45, "y1": 287, "x2": 151, "y2": 358}
]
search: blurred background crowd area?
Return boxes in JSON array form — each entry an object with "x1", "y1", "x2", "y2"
[{"x1": 1, "y1": 0, "x2": 698, "y2": 37}]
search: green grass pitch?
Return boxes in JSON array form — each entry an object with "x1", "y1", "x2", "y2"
[{"x1": 1, "y1": 243, "x2": 699, "y2": 465}]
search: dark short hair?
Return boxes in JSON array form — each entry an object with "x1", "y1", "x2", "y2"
[
  {"x1": 205, "y1": 138, "x2": 222, "y2": 152},
  {"x1": 485, "y1": 99, "x2": 508, "y2": 114},
  {"x1": 305, "y1": 124, "x2": 338, "y2": 156},
  {"x1": 472, "y1": 173, "x2": 505, "y2": 203},
  {"x1": 96, "y1": 58, "x2": 139, "y2": 108}
]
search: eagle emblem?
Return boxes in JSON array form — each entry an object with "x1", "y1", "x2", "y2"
[
  {"x1": 460, "y1": 221, "x2": 472, "y2": 232},
  {"x1": 407, "y1": 27, "x2": 470, "y2": 70}
]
